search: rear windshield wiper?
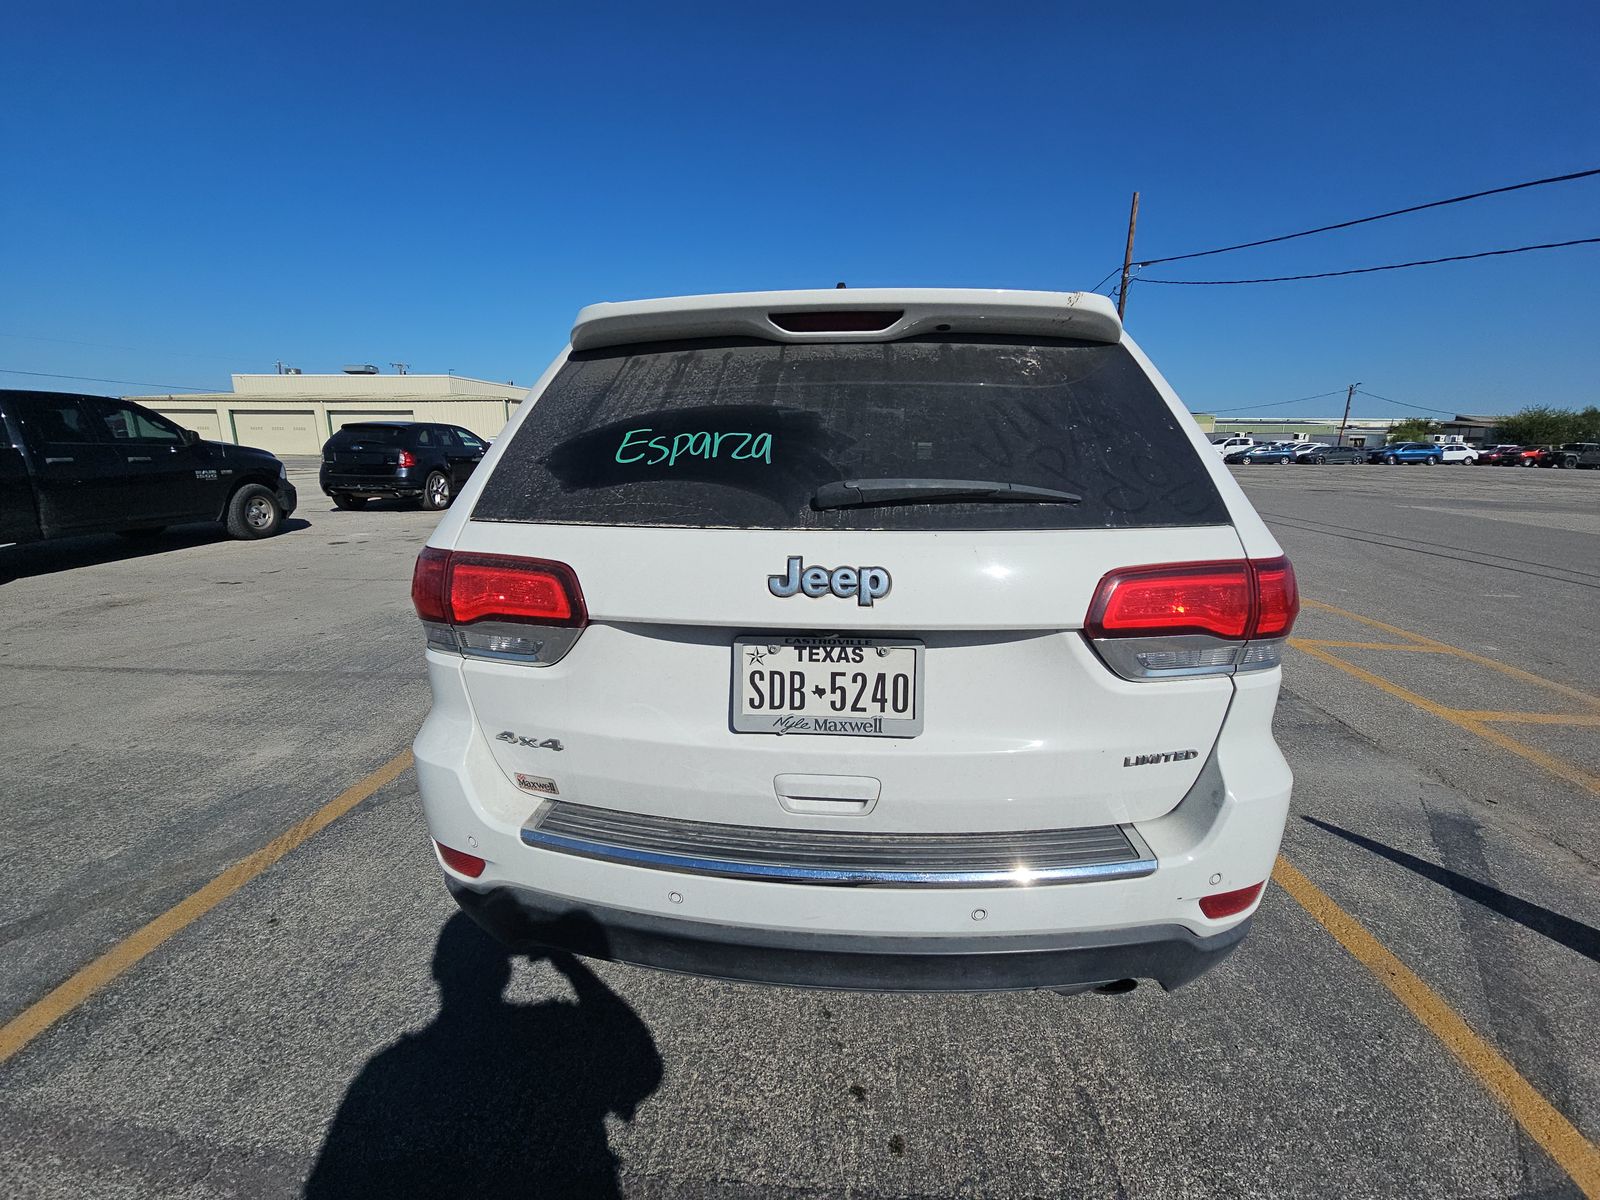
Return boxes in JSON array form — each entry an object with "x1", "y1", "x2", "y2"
[{"x1": 811, "y1": 478, "x2": 1083, "y2": 511}]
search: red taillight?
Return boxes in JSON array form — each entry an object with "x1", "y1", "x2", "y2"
[
  {"x1": 411, "y1": 546, "x2": 450, "y2": 623},
  {"x1": 435, "y1": 841, "x2": 486, "y2": 878},
  {"x1": 398, "y1": 449, "x2": 416, "y2": 468},
  {"x1": 1199, "y1": 880, "x2": 1265, "y2": 918},
  {"x1": 1086, "y1": 557, "x2": 1298, "y2": 641},
  {"x1": 1087, "y1": 562, "x2": 1253, "y2": 640},
  {"x1": 1250, "y1": 557, "x2": 1299, "y2": 638},
  {"x1": 411, "y1": 547, "x2": 587, "y2": 638},
  {"x1": 446, "y1": 554, "x2": 585, "y2": 626}
]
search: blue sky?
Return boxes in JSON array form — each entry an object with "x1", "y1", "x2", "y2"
[{"x1": 2, "y1": 1, "x2": 1596, "y2": 419}]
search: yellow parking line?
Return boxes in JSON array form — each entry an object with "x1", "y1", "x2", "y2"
[
  {"x1": 1289, "y1": 640, "x2": 1600, "y2": 795},
  {"x1": 0, "y1": 750, "x2": 414, "y2": 1065},
  {"x1": 1274, "y1": 858, "x2": 1600, "y2": 1196},
  {"x1": 1302, "y1": 599, "x2": 1600, "y2": 712},
  {"x1": 1458, "y1": 711, "x2": 1600, "y2": 727},
  {"x1": 1295, "y1": 639, "x2": 1446, "y2": 652}
]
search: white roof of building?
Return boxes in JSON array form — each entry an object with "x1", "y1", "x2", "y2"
[
  {"x1": 229, "y1": 373, "x2": 524, "y2": 398},
  {"x1": 127, "y1": 372, "x2": 528, "y2": 405},
  {"x1": 571, "y1": 288, "x2": 1122, "y2": 351}
]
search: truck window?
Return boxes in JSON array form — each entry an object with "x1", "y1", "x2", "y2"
[
  {"x1": 95, "y1": 400, "x2": 182, "y2": 442},
  {"x1": 20, "y1": 397, "x2": 104, "y2": 449}
]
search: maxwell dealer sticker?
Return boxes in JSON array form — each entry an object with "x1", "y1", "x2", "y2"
[{"x1": 515, "y1": 773, "x2": 560, "y2": 796}]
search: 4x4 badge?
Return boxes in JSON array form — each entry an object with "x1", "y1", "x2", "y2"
[
  {"x1": 768, "y1": 557, "x2": 891, "y2": 607},
  {"x1": 497, "y1": 731, "x2": 564, "y2": 751}
]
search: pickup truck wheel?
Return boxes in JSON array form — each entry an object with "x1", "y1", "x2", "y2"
[
  {"x1": 331, "y1": 493, "x2": 367, "y2": 510},
  {"x1": 422, "y1": 471, "x2": 452, "y2": 510},
  {"x1": 226, "y1": 484, "x2": 283, "y2": 540}
]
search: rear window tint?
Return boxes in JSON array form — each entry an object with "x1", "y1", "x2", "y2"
[
  {"x1": 330, "y1": 425, "x2": 408, "y2": 445},
  {"x1": 474, "y1": 336, "x2": 1227, "y2": 531}
]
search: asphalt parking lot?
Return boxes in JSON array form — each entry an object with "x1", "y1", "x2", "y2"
[{"x1": 2, "y1": 459, "x2": 1597, "y2": 1199}]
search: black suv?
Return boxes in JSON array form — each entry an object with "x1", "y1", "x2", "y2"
[
  {"x1": 1536, "y1": 442, "x2": 1600, "y2": 469},
  {"x1": 1, "y1": 389, "x2": 296, "y2": 546},
  {"x1": 319, "y1": 422, "x2": 489, "y2": 510}
]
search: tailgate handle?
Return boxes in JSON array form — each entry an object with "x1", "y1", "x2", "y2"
[{"x1": 774, "y1": 774, "x2": 880, "y2": 816}]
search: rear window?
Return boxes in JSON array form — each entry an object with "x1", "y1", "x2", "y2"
[
  {"x1": 474, "y1": 336, "x2": 1227, "y2": 531},
  {"x1": 329, "y1": 425, "x2": 409, "y2": 446}
]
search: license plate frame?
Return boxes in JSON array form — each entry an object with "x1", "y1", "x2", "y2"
[{"x1": 731, "y1": 634, "x2": 924, "y2": 737}]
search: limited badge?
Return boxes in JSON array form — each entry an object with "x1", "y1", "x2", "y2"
[{"x1": 515, "y1": 773, "x2": 560, "y2": 796}]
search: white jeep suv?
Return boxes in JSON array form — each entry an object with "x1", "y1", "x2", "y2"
[{"x1": 411, "y1": 289, "x2": 1297, "y2": 993}]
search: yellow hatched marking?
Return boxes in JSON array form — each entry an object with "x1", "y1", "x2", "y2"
[
  {"x1": 1289, "y1": 640, "x2": 1600, "y2": 796},
  {"x1": 1457, "y1": 711, "x2": 1600, "y2": 727},
  {"x1": 1301, "y1": 598, "x2": 1600, "y2": 711},
  {"x1": 1274, "y1": 858, "x2": 1600, "y2": 1198}
]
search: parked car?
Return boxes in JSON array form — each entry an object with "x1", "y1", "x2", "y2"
[
  {"x1": 1211, "y1": 436, "x2": 1257, "y2": 456},
  {"x1": 1306, "y1": 445, "x2": 1367, "y2": 464},
  {"x1": 319, "y1": 421, "x2": 489, "y2": 510},
  {"x1": 1222, "y1": 447, "x2": 1255, "y2": 464},
  {"x1": 0, "y1": 389, "x2": 296, "y2": 546},
  {"x1": 1476, "y1": 444, "x2": 1523, "y2": 465},
  {"x1": 410, "y1": 287, "x2": 1297, "y2": 996},
  {"x1": 1377, "y1": 442, "x2": 1444, "y2": 465},
  {"x1": 1238, "y1": 442, "x2": 1297, "y2": 465},
  {"x1": 1289, "y1": 442, "x2": 1330, "y2": 462},
  {"x1": 1438, "y1": 442, "x2": 1479, "y2": 464},
  {"x1": 1534, "y1": 442, "x2": 1600, "y2": 469},
  {"x1": 1516, "y1": 446, "x2": 1551, "y2": 467}
]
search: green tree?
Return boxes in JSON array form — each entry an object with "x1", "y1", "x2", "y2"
[
  {"x1": 1385, "y1": 418, "x2": 1441, "y2": 442},
  {"x1": 1499, "y1": 406, "x2": 1580, "y2": 446}
]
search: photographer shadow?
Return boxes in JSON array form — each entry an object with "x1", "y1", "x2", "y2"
[{"x1": 306, "y1": 911, "x2": 662, "y2": 1200}]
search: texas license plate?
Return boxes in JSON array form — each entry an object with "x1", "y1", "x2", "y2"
[{"x1": 732, "y1": 635, "x2": 923, "y2": 737}]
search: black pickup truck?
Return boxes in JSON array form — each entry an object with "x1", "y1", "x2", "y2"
[{"x1": 0, "y1": 389, "x2": 297, "y2": 547}]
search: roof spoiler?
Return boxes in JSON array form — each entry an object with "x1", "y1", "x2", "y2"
[{"x1": 569, "y1": 288, "x2": 1122, "y2": 352}]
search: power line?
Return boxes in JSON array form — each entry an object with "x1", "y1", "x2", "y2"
[
  {"x1": 1137, "y1": 235, "x2": 1600, "y2": 285},
  {"x1": 1090, "y1": 265, "x2": 1124, "y2": 295},
  {"x1": 1355, "y1": 388, "x2": 1455, "y2": 416},
  {"x1": 0, "y1": 368, "x2": 214, "y2": 393},
  {"x1": 1210, "y1": 387, "x2": 1456, "y2": 417},
  {"x1": 1136, "y1": 166, "x2": 1600, "y2": 267},
  {"x1": 1210, "y1": 389, "x2": 1347, "y2": 414}
]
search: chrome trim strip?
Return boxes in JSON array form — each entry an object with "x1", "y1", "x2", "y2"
[
  {"x1": 1121, "y1": 822, "x2": 1157, "y2": 864},
  {"x1": 520, "y1": 802, "x2": 1158, "y2": 888}
]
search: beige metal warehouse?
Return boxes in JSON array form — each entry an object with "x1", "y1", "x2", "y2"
[{"x1": 126, "y1": 370, "x2": 529, "y2": 457}]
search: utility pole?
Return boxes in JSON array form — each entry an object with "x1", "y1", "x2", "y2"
[
  {"x1": 1338, "y1": 382, "x2": 1361, "y2": 446},
  {"x1": 1117, "y1": 191, "x2": 1141, "y2": 321}
]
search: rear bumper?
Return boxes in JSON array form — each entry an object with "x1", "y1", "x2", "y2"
[
  {"x1": 447, "y1": 876, "x2": 1250, "y2": 992},
  {"x1": 319, "y1": 466, "x2": 421, "y2": 496},
  {"x1": 414, "y1": 651, "x2": 1293, "y2": 996}
]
